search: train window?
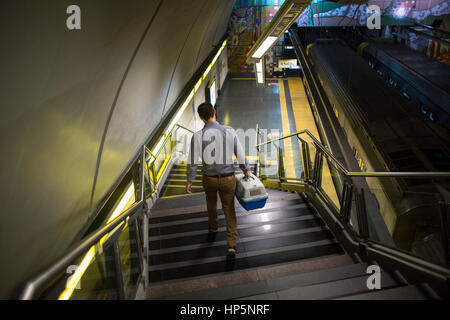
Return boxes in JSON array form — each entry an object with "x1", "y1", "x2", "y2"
[
  {"x1": 420, "y1": 105, "x2": 430, "y2": 115},
  {"x1": 332, "y1": 105, "x2": 339, "y2": 118},
  {"x1": 353, "y1": 148, "x2": 367, "y2": 172},
  {"x1": 388, "y1": 77, "x2": 397, "y2": 87},
  {"x1": 370, "y1": 193, "x2": 380, "y2": 210},
  {"x1": 402, "y1": 91, "x2": 410, "y2": 100},
  {"x1": 429, "y1": 112, "x2": 438, "y2": 122}
]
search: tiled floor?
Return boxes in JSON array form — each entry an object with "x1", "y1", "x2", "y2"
[{"x1": 217, "y1": 75, "x2": 339, "y2": 205}]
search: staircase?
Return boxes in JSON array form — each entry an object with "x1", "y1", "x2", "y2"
[
  {"x1": 145, "y1": 165, "x2": 435, "y2": 300},
  {"x1": 160, "y1": 163, "x2": 204, "y2": 197}
]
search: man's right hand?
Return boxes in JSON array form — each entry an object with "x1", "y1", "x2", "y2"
[{"x1": 186, "y1": 181, "x2": 193, "y2": 194}]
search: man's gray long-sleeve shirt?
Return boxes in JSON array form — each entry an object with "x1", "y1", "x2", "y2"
[{"x1": 187, "y1": 121, "x2": 250, "y2": 182}]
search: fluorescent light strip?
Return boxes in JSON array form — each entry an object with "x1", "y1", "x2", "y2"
[
  {"x1": 256, "y1": 59, "x2": 264, "y2": 84},
  {"x1": 165, "y1": 89, "x2": 194, "y2": 136},
  {"x1": 58, "y1": 246, "x2": 96, "y2": 300},
  {"x1": 59, "y1": 182, "x2": 136, "y2": 300},
  {"x1": 257, "y1": 72, "x2": 264, "y2": 84},
  {"x1": 194, "y1": 78, "x2": 202, "y2": 92},
  {"x1": 107, "y1": 182, "x2": 136, "y2": 223},
  {"x1": 151, "y1": 138, "x2": 165, "y2": 158},
  {"x1": 256, "y1": 60, "x2": 263, "y2": 73},
  {"x1": 202, "y1": 64, "x2": 212, "y2": 80},
  {"x1": 150, "y1": 39, "x2": 227, "y2": 160},
  {"x1": 57, "y1": 38, "x2": 227, "y2": 299},
  {"x1": 211, "y1": 51, "x2": 221, "y2": 66},
  {"x1": 252, "y1": 36, "x2": 278, "y2": 59}
]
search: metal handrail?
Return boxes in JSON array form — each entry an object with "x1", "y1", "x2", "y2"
[
  {"x1": 147, "y1": 124, "x2": 194, "y2": 162},
  {"x1": 20, "y1": 145, "x2": 148, "y2": 300},
  {"x1": 20, "y1": 201, "x2": 144, "y2": 300},
  {"x1": 174, "y1": 123, "x2": 195, "y2": 134},
  {"x1": 257, "y1": 129, "x2": 450, "y2": 178},
  {"x1": 20, "y1": 123, "x2": 196, "y2": 299},
  {"x1": 19, "y1": 33, "x2": 221, "y2": 299}
]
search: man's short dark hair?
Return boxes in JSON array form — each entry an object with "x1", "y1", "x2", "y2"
[{"x1": 197, "y1": 102, "x2": 215, "y2": 121}]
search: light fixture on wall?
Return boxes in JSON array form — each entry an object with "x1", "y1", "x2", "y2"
[
  {"x1": 255, "y1": 59, "x2": 265, "y2": 86},
  {"x1": 246, "y1": 0, "x2": 311, "y2": 64},
  {"x1": 149, "y1": 39, "x2": 228, "y2": 162},
  {"x1": 252, "y1": 36, "x2": 278, "y2": 59}
]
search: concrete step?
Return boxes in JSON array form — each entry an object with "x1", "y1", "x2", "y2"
[
  {"x1": 336, "y1": 284, "x2": 427, "y2": 300},
  {"x1": 146, "y1": 254, "x2": 354, "y2": 299},
  {"x1": 239, "y1": 271, "x2": 398, "y2": 300},
  {"x1": 164, "y1": 261, "x2": 367, "y2": 300}
]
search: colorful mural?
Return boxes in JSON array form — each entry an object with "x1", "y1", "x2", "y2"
[
  {"x1": 227, "y1": 0, "x2": 450, "y2": 71},
  {"x1": 296, "y1": 0, "x2": 450, "y2": 27},
  {"x1": 228, "y1": 3, "x2": 282, "y2": 72}
]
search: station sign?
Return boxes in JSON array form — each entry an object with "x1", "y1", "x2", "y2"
[{"x1": 278, "y1": 59, "x2": 298, "y2": 68}]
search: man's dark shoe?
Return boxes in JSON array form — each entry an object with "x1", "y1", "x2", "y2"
[
  {"x1": 227, "y1": 246, "x2": 236, "y2": 257},
  {"x1": 208, "y1": 225, "x2": 218, "y2": 233}
]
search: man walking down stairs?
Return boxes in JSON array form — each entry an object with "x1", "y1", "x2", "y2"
[{"x1": 186, "y1": 102, "x2": 252, "y2": 257}]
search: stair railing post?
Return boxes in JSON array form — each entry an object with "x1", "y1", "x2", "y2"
[
  {"x1": 151, "y1": 162, "x2": 157, "y2": 196},
  {"x1": 140, "y1": 145, "x2": 150, "y2": 289},
  {"x1": 355, "y1": 188, "x2": 369, "y2": 239},
  {"x1": 112, "y1": 240, "x2": 125, "y2": 299},
  {"x1": 438, "y1": 197, "x2": 450, "y2": 266},
  {"x1": 255, "y1": 124, "x2": 261, "y2": 178},
  {"x1": 434, "y1": 183, "x2": 450, "y2": 266},
  {"x1": 299, "y1": 137, "x2": 311, "y2": 182},
  {"x1": 142, "y1": 208, "x2": 149, "y2": 289},
  {"x1": 312, "y1": 145, "x2": 323, "y2": 188},
  {"x1": 339, "y1": 181, "x2": 354, "y2": 225},
  {"x1": 277, "y1": 146, "x2": 285, "y2": 182}
]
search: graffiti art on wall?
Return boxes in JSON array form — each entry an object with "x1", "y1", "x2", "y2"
[
  {"x1": 228, "y1": 0, "x2": 450, "y2": 71},
  {"x1": 296, "y1": 0, "x2": 450, "y2": 27},
  {"x1": 228, "y1": 4, "x2": 281, "y2": 72}
]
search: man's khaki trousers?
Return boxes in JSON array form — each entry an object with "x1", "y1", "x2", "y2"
[{"x1": 202, "y1": 174, "x2": 237, "y2": 247}]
